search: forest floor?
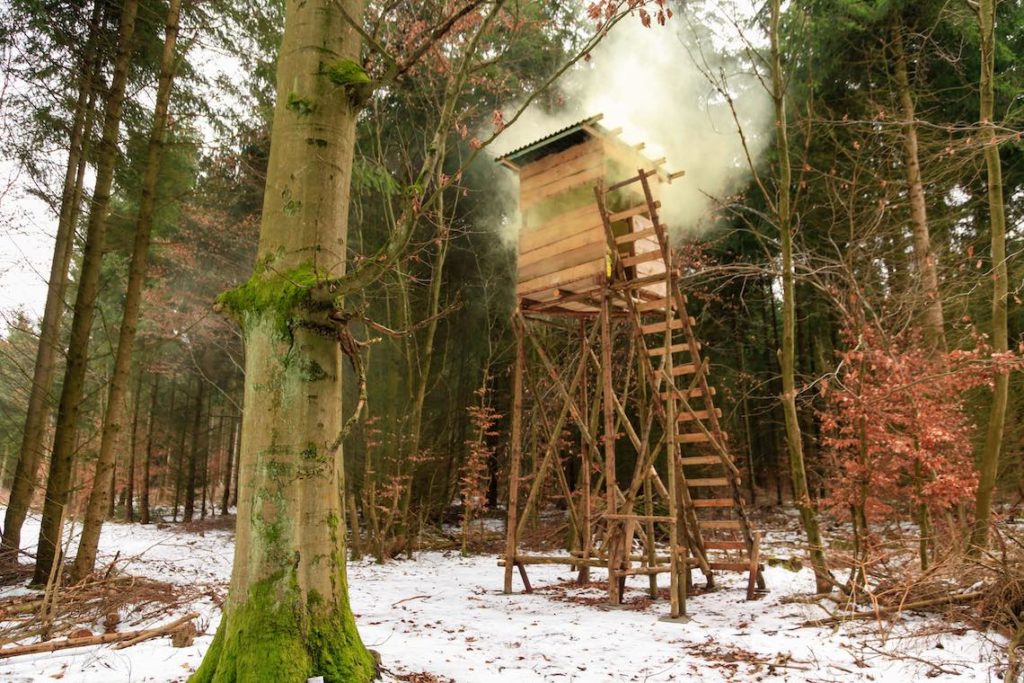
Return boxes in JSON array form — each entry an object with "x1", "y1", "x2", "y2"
[{"x1": 0, "y1": 508, "x2": 1010, "y2": 682}]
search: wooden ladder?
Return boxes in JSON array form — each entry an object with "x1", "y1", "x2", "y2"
[{"x1": 595, "y1": 169, "x2": 765, "y2": 600}]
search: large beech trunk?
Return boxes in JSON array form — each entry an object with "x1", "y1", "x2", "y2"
[
  {"x1": 70, "y1": 0, "x2": 182, "y2": 581},
  {"x1": 1, "y1": 0, "x2": 103, "y2": 567},
  {"x1": 32, "y1": 0, "x2": 140, "y2": 587},
  {"x1": 190, "y1": 0, "x2": 375, "y2": 680},
  {"x1": 971, "y1": 0, "x2": 1010, "y2": 552}
]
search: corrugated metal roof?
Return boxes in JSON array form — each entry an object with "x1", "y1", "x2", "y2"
[{"x1": 496, "y1": 114, "x2": 606, "y2": 166}]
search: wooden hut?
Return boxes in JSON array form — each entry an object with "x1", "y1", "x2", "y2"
[
  {"x1": 497, "y1": 114, "x2": 677, "y2": 311},
  {"x1": 496, "y1": 114, "x2": 764, "y2": 619}
]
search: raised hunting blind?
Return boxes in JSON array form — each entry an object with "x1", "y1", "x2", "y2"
[{"x1": 497, "y1": 114, "x2": 765, "y2": 619}]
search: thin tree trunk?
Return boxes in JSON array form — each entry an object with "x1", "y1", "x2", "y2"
[
  {"x1": 200, "y1": 406, "x2": 214, "y2": 520},
  {"x1": 125, "y1": 367, "x2": 144, "y2": 523},
  {"x1": 1, "y1": 0, "x2": 103, "y2": 567},
  {"x1": 220, "y1": 414, "x2": 234, "y2": 515},
  {"x1": 173, "y1": 382, "x2": 192, "y2": 523},
  {"x1": 971, "y1": 0, "x2": 1010, "y2": 552},
  {"x1": 191, "y1": 0, "x2": 376, "y2": 678},
  {"x1": 892, "y1": 21, "x2": 946, "y2": 355},
  {"x1": 184, "y1": 379, "x2": 205, "y2": 523},
  {"x1": 229, "y1": 416, "x2": 240, "y2": 508},
  {"x1": 69, "y1": 0, "x2": 181, "y2": 581},
  {"x1": 140, "y1": 373, "x2": 160, "y2": 524},
  {"x1": 32, "y1": 0, "x2": 140, "y2": 586},
  {"x1": 770, "y1": 0, "x2": 831, "y2": 593}
]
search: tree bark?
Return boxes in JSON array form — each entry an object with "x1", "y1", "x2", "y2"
[
  {"x1": 1, "y1": 0, "x2": 103, "y2": 568},
  {"x1": 892, "y1": 21, "x2": 946, "y2": 355},
  {"x1": 32, "y1": 0, "x2": 140, "y2": 587},
  {"x1": 770, "y1": 0, "x2": 831, "y2": 593},
  {"x1": 970, "y1": 0, "x2": 1010, "y2": 552},
  {"x1": 190, "y1": 0, "x2": 376, "y2": 679},
  {"x1": 70, "y1": 0, "x2": 181, "y2": 580}
]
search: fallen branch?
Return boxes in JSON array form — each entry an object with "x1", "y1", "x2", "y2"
[
  {"x1": 801, "y1": 591, "x2": 985, "y2": 628},
  {"x1": 860, "y1": 643, "x2": 965, "y2": 676},
  {"x1": 391, "y1": 594, "x2": 431, "y2": 608},
  {"x1": 0, "y1": 611, "x2": 198, "y2": 659}
]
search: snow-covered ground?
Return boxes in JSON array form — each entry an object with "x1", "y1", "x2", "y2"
[{"x1": 0, "y1": 512, "x2": 1008, "y2": 682}]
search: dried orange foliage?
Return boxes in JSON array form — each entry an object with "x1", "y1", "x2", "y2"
[{"x1": 821, "y1": 324, "x2": 1022, "y2": 522}]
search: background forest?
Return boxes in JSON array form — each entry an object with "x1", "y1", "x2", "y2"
[{"x1": 0, "y1": 0, "x2": 1022, "y2": 676}]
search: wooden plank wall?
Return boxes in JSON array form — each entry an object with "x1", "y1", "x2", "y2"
[{"x1": 516, "y1": 139, "x2": 608, "y2": 297}]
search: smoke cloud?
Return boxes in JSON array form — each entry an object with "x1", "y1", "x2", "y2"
[{"x1": 488, "y1": 8, "x2": 772, "y2": 243}]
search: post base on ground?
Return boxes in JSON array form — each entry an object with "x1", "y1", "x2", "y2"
[{"x1": 657, "y1": 614, "x2": 691, "y2": 624}]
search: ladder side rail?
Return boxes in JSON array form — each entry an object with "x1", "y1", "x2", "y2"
[{"x1": 638, "y1": 172, "x2": 761, "y2": 576}]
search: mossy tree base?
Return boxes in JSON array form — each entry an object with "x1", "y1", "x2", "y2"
[{"x1": 191, "y1": 573, "x2": 376, "y2": 683}]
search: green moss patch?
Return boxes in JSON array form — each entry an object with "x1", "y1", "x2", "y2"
[
  {"x1": 217, "y1": 263, "x2": 328, "y2": 337},
  {"x1": 323, "y1": 59, "x2": 370, "y2": 87},
  {"x1": 286, "y1": 93, "x2": 316, "y2": 116}
]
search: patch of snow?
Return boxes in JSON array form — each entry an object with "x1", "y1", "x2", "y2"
[{"x1": 0, "y1": 511, "x2": 1006, "y2": 682}]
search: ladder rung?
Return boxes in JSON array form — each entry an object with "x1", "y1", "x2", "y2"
[
  {"x1": 678, "y1": 455, "x2": 720, "y2": 466},
  {"x1": 635, "y1": 297, "x2": 672, "y2": 312},
  {"x1": 669, "y1": 363, "x2": 699, "y2": 377},
  {"x1": 687, "y1": 477, "x2": 729, "y2": 487},
  {"x1": 640, "y1": 317, "x2": 696, "y2": 336},
  {"x1": 659, "y1": 387, "x2": 713, "y2": 401},
  {"x1": 703, "y1": 540, "x2": 747, "y2": 550},
  {"x1": 619, "y1": 565, "x2": 672, "y2": 576},
  {"x1": 622, "y1": 251, "x2": 664, "y2": 268},
  {"x1": 648, "y1": 342, "x2": 702, "y2": 355},
  {"x1": 606, "y1": 168, "x2": 658, "y2": 192},
  {"x1": 641, "y1": 318, "x2": 683, "y2": 335},
  {"x1": 699, "y1": 519, "x2": 743, "y2": 530},
  {"x1": 609, "y1": 201, "x2": 661, "y2": 222},
  {"x1": 605, "y1": 513, "x2": 674, "y2": 522},
  {"x1": 677, "y1": 408, "x2": 721, "y2": 422},
  {"x1": 708, "y1": 561, "x2": 751, "y2": 572},
  {"x1": 616, "y1": 228, "x2": 657, "y2": 245},
  {"x1": 676, "y1": 432, "x2": 728, "y2": 444},
  {"x1": 616, "y1": 272, "x2": 669, "y2": 289},
  {"x1": 691, "y1": 498, "x2": 735, "y2": 508}
]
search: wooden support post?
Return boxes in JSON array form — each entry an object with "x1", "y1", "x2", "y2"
[
  {"x1": 600, "y1": 295, "x2": 621, "y2": 606},
  {"x1": 504, "y1": 314, "x2": 526, "y2": 594},
  {"x1": 578, "y1": 319, "x2": 592, "y2": 584},
  {"x1": 516, "y1": 561, "x2": 533, "y2": 594},
  {"x1": 514, "y1": 325, "x2": 595, "y2": 542},
  {"x1": 643, "y1": 474, "x2": 658, "y2": 598},
  {"x1": 746, "y1": 531, "x2": 762, "y2": 601},
  {"x1": 663, "y1": 299, "x2": 685, "y2": 619}
]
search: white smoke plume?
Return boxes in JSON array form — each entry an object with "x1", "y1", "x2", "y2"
[{"x1": 488, "y1": 6, "x2": 772, "y2": 242}]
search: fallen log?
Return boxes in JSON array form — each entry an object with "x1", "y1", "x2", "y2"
[{"x1": 0, "y1": 611, "x2": 199, "y2": 659}]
